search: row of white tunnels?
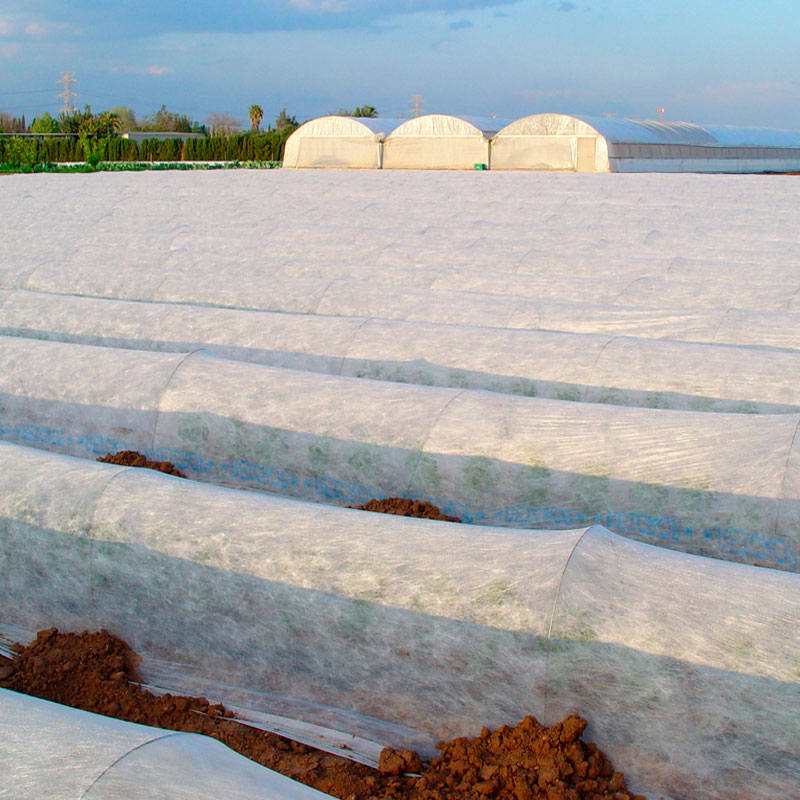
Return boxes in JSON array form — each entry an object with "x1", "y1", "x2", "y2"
[{"x1": 283, "y1": 112, "x2": 800, "y2": 172}]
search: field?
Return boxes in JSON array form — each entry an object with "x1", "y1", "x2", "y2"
[{"x1": 1, "y1": 170, "x2": 799, "y2": 799}]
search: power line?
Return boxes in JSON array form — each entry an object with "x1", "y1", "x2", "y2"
[
  {"x1": 79, "y1": 89, "x2": 209, "y2": 120},
  {"x1": 0, "y1": 88, "x2": 56, "y2": 96},
  {"x1": 0, "y1": 102, "x2": 61, "y2": 112}
]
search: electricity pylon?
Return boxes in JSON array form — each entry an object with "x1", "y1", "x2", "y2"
[{"x1": 58, "y1": 72, "x2": 78, "y2": 114}]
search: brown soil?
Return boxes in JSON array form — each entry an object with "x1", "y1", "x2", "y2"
[
  {"x1": 0, "y1": 629, "x2": 645, "y2": 800},
  {"x1": 96, "y1": 450, "x2": 186, "y2": 478},
  {"x1": 350, "y1": 497, "x2": 462, "y2": 523}
]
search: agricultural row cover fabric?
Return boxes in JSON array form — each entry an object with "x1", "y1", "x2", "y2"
[
  {"x1": 3, "y1": 290, "x2": 800, "y2": 414},
  {"x1": 3, "y1": 268, "x2": 800, "y2": 350},
  {"x1": 2, "y1": 172, "x2": 799, "y2": 281},
  {"x1": 0, "y1": 688, "x2": 330, "y2": 800},
  {"x1": 1, "y1": 442, "x2": 798, "y2": 800},
  {"x1": 6, "y1": 255, "x2": 800, "y2": 312},
  {"x1": 1, "y1": 336, "x2": 799, "y2": 571}
]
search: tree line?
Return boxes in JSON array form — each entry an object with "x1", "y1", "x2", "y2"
[
  {"x1": 0, "y1": 130, "x2": 297, "y2": 167},
  {"x1": 0, "y1": 102, "x2": 378, "y2": 167}
]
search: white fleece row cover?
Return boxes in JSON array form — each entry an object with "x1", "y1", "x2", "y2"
[
  {"x1": 1, "y1": 442, "x2": 798, "y2": 800},
  {"x1": 0, "y1": 688, "x2": 333, "y2": 800},
  {"x1": 2, "y1": 290, "x2": 800, "y2": 414},
  {"x1": 1, "y1": 336, "x2": 799, "y2": 572},
  {"x1": 3, "y1": 171, "x2": 800, "y2": 280},
  {"x1": 4, "y1": 268, "x2": 800, "y2": 352},
  {"x1": 5, "y1": 258, "x2": 800, "y2": 312}
]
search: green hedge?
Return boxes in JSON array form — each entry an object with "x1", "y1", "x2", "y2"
[{"x1": 0, "y1": 129, "x2": 295, "y2": 166}]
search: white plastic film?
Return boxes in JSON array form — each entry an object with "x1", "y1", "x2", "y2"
[
  {"x1": 1, "y1": 442, "x2": 798, "y2": 800},
  {"x1": 2, "y1": 337, "x2": 799, "y2": 571},
  {"x1": 0, "y1": 689, "x2": 333, "y2": 800}
]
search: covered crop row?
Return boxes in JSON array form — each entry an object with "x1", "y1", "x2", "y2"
[
  {"x1": 2, "y1": 442, "x2": 798, "y2": 800},
  {"x1": 4, "y1": 263, "x2": 800, "y2": 350},
  {"x1": 2, "y1": 336, "x2": 799, "y2": 570},
  {"x1": 0, "y1": 689, "x2": 326, "y2": 800},
  {"x1": 3, "y1": 290, "x2": 800, "y2": 414}
]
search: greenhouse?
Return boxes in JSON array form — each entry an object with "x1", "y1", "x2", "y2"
[
  {"x1": 284, "y1": 111, "x2": 800, "y2": 172},
  {"x1": 282, "y1": 116, "x2": 405, "y2": 169},
  {"x1": 491, "y1": 113, "x2": 800, "y2": 172},
  {"x1": 381, "y1": 115, "x2": 511, "y2": 170}
]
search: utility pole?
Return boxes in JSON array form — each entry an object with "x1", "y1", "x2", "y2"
[
  {"x1": 58, "y1": 72, "x2": 78, "y2": 115},
  {"x1": 410, "y1": 94, "x2": 423, "y2": 117}
]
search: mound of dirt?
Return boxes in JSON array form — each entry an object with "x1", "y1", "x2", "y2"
[
  {"x1": 0, "y1": 629, "x2": 645, "y2": 800},
  {"x1": 96, "y1": 450, "x2": 186, "y2": 478},
  {"x1": 350, "y1": 497, "x2": 462, "y2": 523}
]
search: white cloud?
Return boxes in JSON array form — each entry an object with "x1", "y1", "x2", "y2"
[
  {"x1": 110, "y1": 63, "x2": 175, "y2": 76},
  {"x1": 678, "y1": 80, "x2": 799, "y2": 109},
  {"x1": 20, "y1": 18, "x2": 82, "y2": 38},
  {"x1": 0, "y1": 20, "x2": 14, "y2": 36},
  {"x1": 289, "y1": 0, "x2": 351, "y2": 11}
]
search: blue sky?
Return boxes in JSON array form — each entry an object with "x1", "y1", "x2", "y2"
[{"x1": 1, "y1": 1, "x2": 799, "y2": 129}]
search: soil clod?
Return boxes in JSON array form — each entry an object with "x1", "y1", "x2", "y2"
[
  {"x1": 350, "y1": 497, "x2": 461, "y2": 523},
  {"x1": 96, "y1": 450, "x2": 186, "y2": 478}
]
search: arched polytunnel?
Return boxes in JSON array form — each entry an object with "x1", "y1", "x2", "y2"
[
  {"x1": 382, "y1": 114, "x2": 511, "y2": 170},
  {"x1": 8, "y1": 265, "x2": 800, "y2": 349},
  {"x1": 4, "y1": 290, "x2": 800, "y2": 414},
  {"x1": 282, "y1": 116, "x2": 405, "y2": 169},
  {"x1": 491, "y1": 113, "x2": 800, "y2": 173}
]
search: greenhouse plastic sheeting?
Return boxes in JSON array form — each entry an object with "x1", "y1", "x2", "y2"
[
  {"x1": 2, "y1": 336, "x2": 799, "y2": 571},
  {"x1": 0, "y1": 689, "x2": 333, "y2": 800},
  {"x1": 4, "y1": 291, "x2": 800, "y2": 414},
  {"x1": 1, "y1": 442, "x2": 798, "y2": 800}
]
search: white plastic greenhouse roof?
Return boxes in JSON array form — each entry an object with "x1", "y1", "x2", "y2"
[
  {"x1": 292, "y1": 116, "x2": 406, "y2": 140},
  {"x1": 388, "y1": 114, "x2": 515, "y2": 137},
  {"x1": 496, "y1": 113, "x2": 800, "y2": 148},
  {"x1": 700, "y1": 124, "x2": 800, "y2": 148}
]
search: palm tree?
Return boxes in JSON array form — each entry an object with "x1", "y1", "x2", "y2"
[
  {"x1": 97, "y1": 111, "x2": 122, "y2": 137},
  {"x1": 249, "y1": 104, "x2": 263, "y2": 132}
]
